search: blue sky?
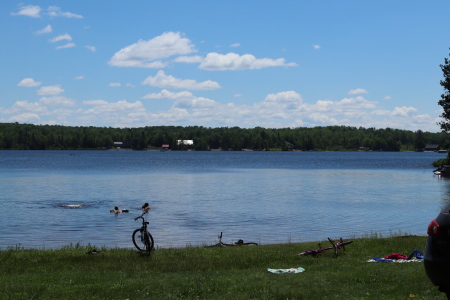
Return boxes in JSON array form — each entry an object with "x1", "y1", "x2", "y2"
[{"x1": 1, "y1": 1, "x2": 450, "y2": 132}]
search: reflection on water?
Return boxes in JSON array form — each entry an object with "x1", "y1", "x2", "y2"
[{"x1": 0, "y1": 150, "x2": 447, "y2": 249}]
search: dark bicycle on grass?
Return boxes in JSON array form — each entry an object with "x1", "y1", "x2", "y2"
[
  {"x1": 132, "y1": 211, "x2": 154, "y2": 255},
  {"x1": 206, "y1": 232, "x2": 258, "y2": 247}
]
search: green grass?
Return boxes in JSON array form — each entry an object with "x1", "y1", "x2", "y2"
[{"x1": 0, "y1": 236, "x2": 444, "y2": 299}]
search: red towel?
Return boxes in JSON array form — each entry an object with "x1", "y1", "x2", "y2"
[{"x1": 383, "y1": 253, "x2": 408, "y2": 260}]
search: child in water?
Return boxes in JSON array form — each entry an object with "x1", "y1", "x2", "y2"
[
  {"x1": 110, "y1": 206, "x2": 122, "y2": 213},
  {"x1": 142, "y1": 203, "x2": 151, "y2": 210}
]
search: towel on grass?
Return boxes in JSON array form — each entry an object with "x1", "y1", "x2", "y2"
[
  {"x1": 367, "y1": 249, "x2": 424, "y2": 263},
  {"x1": 268, "y1": 267, "x2": 305, "y2": 274}
]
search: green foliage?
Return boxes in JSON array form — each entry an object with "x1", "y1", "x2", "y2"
[
  {"x1": 0, "y1": 122, "x2": 448, "y2": 151},
  {"x1": 0, "y1": 236, "x2": 441, "y2": 299},
  {"x1": 439, "y1": 49, "x2": 450, "y2": 132}
]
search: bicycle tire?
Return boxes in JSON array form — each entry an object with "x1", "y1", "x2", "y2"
[
  {"x1": 132, "y1": 228, "x2": 154, "y2": 252},
  {"x1": 144, "y1": 231, "x2": 154, "y2": 254}
]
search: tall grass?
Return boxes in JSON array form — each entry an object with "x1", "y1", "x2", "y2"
[{"x1": 0, "y1": 236, "x2": 444, "y2": 299}]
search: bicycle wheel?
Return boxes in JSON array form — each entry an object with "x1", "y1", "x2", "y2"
[
  {"x1": 133, "y1": 228, "x2": 146, "y2": 251},
  {"x1": 144, "y1": 231, "x2": 154, "y2": 254}
]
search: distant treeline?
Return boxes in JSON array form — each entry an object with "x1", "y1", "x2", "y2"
[{"x1": 0, "y1": 122, "x2": 448, "y2": 151}]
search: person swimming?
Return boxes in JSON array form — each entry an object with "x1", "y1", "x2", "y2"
[
  {"x1": 142, "y1": 203, "x2": 151, "y2": 210},
  {"x1": 110, "y1": 206, "x2": 122, "y2": 213}
]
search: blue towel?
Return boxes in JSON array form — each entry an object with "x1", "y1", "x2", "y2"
[
  {"x1": 372, "y1": 257, "x2": 393, "y2": 263},
  {"x1": 407, "y1": 250, "x2": 424, "y2": 260}
]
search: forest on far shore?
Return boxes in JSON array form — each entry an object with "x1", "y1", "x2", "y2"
[{"x1": 0, "y1": 122, "x2": 448, "y2": 151}]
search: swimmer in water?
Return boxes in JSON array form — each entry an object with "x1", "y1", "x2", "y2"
[
  {"x1": 110, "y1": 206, "x2": 122, "y2": 213},
  {"x1": 141, "y1": 203, "x2": 151, "y2": 210}
]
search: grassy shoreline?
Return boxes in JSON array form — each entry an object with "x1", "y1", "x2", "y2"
[{"x1": 1, "y1": 236, "x2": 444, "y2": 299}]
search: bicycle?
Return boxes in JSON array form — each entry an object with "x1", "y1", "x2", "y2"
[
  {"x1": 206, "y1": 232, "x2": 258, "y2": 247},
  {"x1": 132, "y1": 211, "x2": 154, "y2": 255},
  {"x1": 297, "y1": 237, "x2": 352, "y2": 257}
]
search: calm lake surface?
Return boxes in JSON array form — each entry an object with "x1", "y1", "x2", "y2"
[{"x1": 0, "y1": 150, "x2": 448, "y2": 249}]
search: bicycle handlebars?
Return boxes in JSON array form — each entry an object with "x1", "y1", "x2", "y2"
[{"x1": 134, "y1": 210, "x2": 149, "y2": 221}]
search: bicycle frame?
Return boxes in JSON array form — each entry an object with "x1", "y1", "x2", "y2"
[
  {"x1": 132, "y1": 211, "x2": 154, "y2": 254},
  {"x1": 297, "y1": 237, "x2": 352, "y2": 257}
]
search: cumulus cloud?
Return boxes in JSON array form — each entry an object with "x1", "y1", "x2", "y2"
[
  {"x1": 173, "y1": 97, "x2": 218, "y2": 109},
  {"x1": 49, "y1": 34, "x2": 72, "y2": 43},
  {"x1": 199, "y1": 52, "x2": 297, "y2": 70},
  {"x1": 18, "y1": 78, "x2": 42, "y2": 87},
  {"x1": 37, "y1": 85, "x2": 64, "y2": 96},
  {"x1": 230, "y1": 43, "x2": 241, "y2": 47},
  {"x1": 173, "y1": 55, "x2": 204, "y2": 63},
  {"x1": 109, "y1": 83, "x2": 121, "y2": 87},
  {"x1": 40, "y1": 96, "x2": 75, "y2": 106},
  {"x1": 47, "y1": 6, "x2": 83, "y2": 18},
  {"x1": 261, "y1": 91, "x2": 303, "y2": 110},
  {"x1": 9, "y1": 113, "x2": 41, "y2": 123},
  {"x1": 83, "y1": 100, "x2": 109, "y2": 106},
  {"x1": 82, "y1": 100, "x2": 146, "y2": 116},
  {"x1": 11, "y1": 5, "x2": 82, "y2": 19},
  {"x1": 391, "y1": 106, "x2": 418, "y2": 117},
  {"x1": 313, "y1": 45, "x2": 321, "y2": 49},
  {"x1": 75, "y1": 76, "x2": 84, "y2": 80},
  {"x1": 384, "y1": 96, "x2": 392, "y2": 100},
  {"x1": 348, "y1": 88, "x2": 368, "y2": 95},
  {"x1": 142, "y1": 70, "x2": 221, "y2": 90},
  {"x1": 108, "y1": 32, "x2": 196, "y2": 68},
  {"x1": 35, "y1": 25, "x2": 52, "y2": 35},
  {"x1": 142, "y1": 89, "x2": 194, "y2": 100},
  {"x1": 11, "y1": 5, "x2": 41, "y2": 18},
  {"x1": 0, "y1": 100, "x2": 48, "y2": 115},
  {"x1": 85, "y1": 45, "x2": 96, "y2": 52},
  {"x1": 56, "y1": 43, "x2": 75, "y2": 50}
]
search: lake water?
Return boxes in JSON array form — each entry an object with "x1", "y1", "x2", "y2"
[{"x1": 0, "y1": 150, "x2": 448, "y2": 250}]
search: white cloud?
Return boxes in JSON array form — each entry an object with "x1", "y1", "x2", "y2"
[
  {"x1": 313, "y1": 45, "x2": 321, "y2": 49},
  {"x1": 108, "y1": 32, "x2": 196, "y2": 68},
  {"x1": 348, "y1": 88, "x2": 368, "y2": 95},
  {"x1": 199, "y1": 52, "x2": 297, "y2": 70},
  {"x1": 11, "y1": 5, "x2": 41, "y2": 18},
  {"x1": 83, "y1": 100, "x2": 109, "y2": 106},
  {"x1": 308, "y1": 113, "x2": 338, "y2": 124},
  {"x1": 173, "y1": 55, "x2": 204, "y2": 63},
  {"x1": 384, "y1": 96, "x2": 392, "y2": 100},
  {"x1": 142, "y1": 89, "x2": 194, "y2": 100},
  {"x1": 47, "y1": 6, "x2": 83, "y2": 18},
  {"x1": 75, "y1": 76, "x2": 84, "y2": 80},
  {"x1": 142, "y1": 70, "x2": 221, "y2": 90},
  {"x1": 49, "y1": 34, "x2": 72, "y2": 43},
  {"x1": 391, "y1": 106, "x2": 418, "y2": 117},
  {"x1": 18, "y1": 78, "x2": 42, "y2": 87},
  {"x1": 37, "y1": 85, "x2": 64, "y2": 96},
  {"x1": 40, "y1": 96, "x2": 76, "y2": 106},
  {"x1": 173, "y1": 97, "x2": 218, "y2": 109},
  {"x1": 261, "y1": 91, "x2": 303, "y2": 110},
  {"x1": 56, "y1": 43, "x2": 75, "y2": 50},
  {"x1": 230, "y1": 43, "x2": 241, "y2": 47},
  {"x1": 35, "y1": 25, "x2": 52, "y2": 35},
  {"x1": 9, "y1": 113, "x2": 41, "y2": 123},
  {"x1": 126, "y1": 83, "x2": 135, "y2": 88},
  {"x1": 85, "y1": 45, "x2": 96, "y2": 52},
  {"x1": 109, "y1": 83, "x2": 121, "y2": 87},
  {"x1": 0, "y1": 101, "x2": 48, "y2": 115}
]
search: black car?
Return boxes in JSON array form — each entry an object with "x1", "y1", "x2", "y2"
[{"x1": 425, "y1": 202, "x2": 450, "y2": 297}]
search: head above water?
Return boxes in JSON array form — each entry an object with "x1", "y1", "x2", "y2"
[{"x1": 114, "y1": 206, "x2": 119, "y2": 210}]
